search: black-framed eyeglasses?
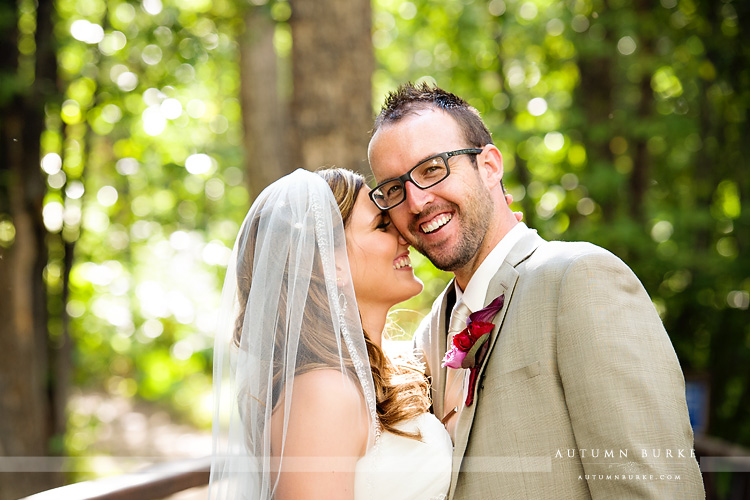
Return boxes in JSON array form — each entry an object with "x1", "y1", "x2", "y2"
[{"x1": 369, "y1": 148, "x2": 483, "y2": 210}]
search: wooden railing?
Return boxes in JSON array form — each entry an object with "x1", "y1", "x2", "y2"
[
  {"x1": 22, "y1": 456, "x2": 212, "y2": 500},
  {"x1": 21, "y1": 435, "x2": 750, "y2": 499},
  {"x1": 694, "y1": 434, "x2": 750, "y2": 500}
]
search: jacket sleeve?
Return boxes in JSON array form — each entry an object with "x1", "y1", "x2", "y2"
[{"x1": 556, "y1": 250, "x2": 705, "y2": 499}]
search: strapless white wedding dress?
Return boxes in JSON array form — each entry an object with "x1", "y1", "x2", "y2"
[{"x1": 354, "y1": 412, "x2": 453, "y2": 500}]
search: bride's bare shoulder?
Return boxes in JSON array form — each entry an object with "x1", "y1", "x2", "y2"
[
  {"x1": 273, "y1": 369, "x2": 369, "y2": 456},
  {"x1": 291, "y1": 369, "x2": 365, "y2": 409}
]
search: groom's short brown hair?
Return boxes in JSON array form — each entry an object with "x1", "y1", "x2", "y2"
[{"x1": 372, "y1": 82, "x2": 493, "y2": 150}]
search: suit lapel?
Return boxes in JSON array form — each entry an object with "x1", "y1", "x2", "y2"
[
  {"x1": 476, "y1": 231, "x2": 544, "y2": 384},
  {"x1": 447, "y1": 231, "x2": 544, "y2": 499}
]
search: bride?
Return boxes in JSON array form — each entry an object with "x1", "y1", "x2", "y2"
[{"x1": 209, "y1": 168, "x2": 453, "y2": 499}]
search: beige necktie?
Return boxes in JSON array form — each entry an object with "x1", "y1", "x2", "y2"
[{"x1": 443, "y1": 299, "x2": 471, "y2": 439}]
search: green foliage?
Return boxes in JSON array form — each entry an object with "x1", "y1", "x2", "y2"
[
  {"x1": 42, "y1": 0, "x2": 248, "y2": 436},
  {"x1": 374, "y1": 0, "x2": 749, "y2": 446},
  {"x1": 16, "y1": 0, "x2": 750, "y2": 470}
]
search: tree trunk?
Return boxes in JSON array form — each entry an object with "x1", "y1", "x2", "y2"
[
  {"x1": 628, "y1": 0, "x2": 653, "y2": 224},
  {"x1": 288, "y1": 0, "x2": 374, "y2": 176},
  {"x1": 0, "y1": 0, "x2": 60, "y2": 497},
  {"x1": 577, "y1": 53, "x2": 615, "y2": 221},
  {"x1": 240, "y1": 6, "x2": 290, "y2": 199},
  {"x1": 629, "y1": 73, "x2": 650, "y2": 223}
]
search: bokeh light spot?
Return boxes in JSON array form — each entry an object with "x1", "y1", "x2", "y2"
[
  {"x1": 544, "y1": 132, "x2": 565, "y2": 152},
  {"x1": 43, "y1": 202, "x2": 64, "y2": 232},
  {"x1": 651, "y1": 220, "x2": 674, "y2": 243},
  {"x1": 546, "y1": 18, "x2": 564, "y2": 36},
  {"x1": 61, "y1": 99, "x2": 82, "y2": 124},
  {"x1": 116, "y1": 157, "x2": 140, "y2": 176},
  {"x1": 727, "y1": 291, "x2": 749, "y2": 310},
  {"x1": 101, "y1": 104, "x2": 123, "y2": 124},
  {"x1": 41, "y1": 153, "x2": 63, "y2": 174},
  {"x1": 398, "y1": 2, "x2": 417, "y2": 20},
  {"x1": 115, "y1": 3, "x2": 136, "y2": 23},
  {"x1": 99, "y1": 31, "x2": 127, "y2": 55},
  {"x1": 576, "y1": 197, "x2": 595, "y2": 216},
  {"x1": 48, "y1": 171, "x2": 67, "y2": 189},
  {"x1": 571, "y1": 15, "x2": 589, "y2": 33},
  {"x1": 488, "y1": 0, "x2": 506, "y2": 16},
  {"x1": 160, "y1": 98, "x2": 183, "y2": 119},
  {"x1": 527, "y1": 97, "x2": 548, "y2": 116},
  {"x1": 142, "y1": 107, "x2": 167, "y2": 136},
  {"x1": 116, "y1": 72, "x2": 138, "y2": 92},
  {"x1": 66, "y1": 181, "x2": 85, "y2": 200},
  {"x1": 186, "y1": 99, "x2": 206, "y2": 118},
  {"x1": 97, "y1": 186, "x2": 119, "y2": 207},
  {"x1": 71, "y1": 20, "x2": 105, "y2": 44},
  {"x1": 185, "y1": 154, "x2": 213, "y2": 175},
  {"x1": 143, "y1": 0, "x2": 163, "y2": 15},
  {"x1": 142, "y1": 44, "x2": 163, "y2": 65},
  {"x1": 519, "y1": 2, "x2": 538, "y2": 20},
  {"x1": 0, "y1": 220, "x2": 16, "y2": 246},
  {"x1": 617, "y1": 36, "x2": 637, "y2": 55}
]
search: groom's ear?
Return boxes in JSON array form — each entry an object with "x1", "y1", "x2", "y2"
[{"x1": 477, "y1": 144, "x2": 504, "y2": 190}]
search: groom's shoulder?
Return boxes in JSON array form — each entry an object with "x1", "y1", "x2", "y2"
[
  {"x1": 537, "y1": 239, "x2": 608, "y2": 259},
  {"x1": 520, "y1": 239, "x2": 637, "y2": 289},
  {"x1": 530, "y1": 238, "x2": 628, "y2": 271}
]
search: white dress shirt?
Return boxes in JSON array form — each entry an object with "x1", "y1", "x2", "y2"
[
  {"x1": 444, "y1": 222, "x2": 531, "y2": 439},
  {"x1": 455, "y1": 222, "x2": 530, "y2": 310}
]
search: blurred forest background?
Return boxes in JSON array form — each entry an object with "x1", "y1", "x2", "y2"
[{"x1": 1, "y1": 0, "x2": 748, "y2": 498}]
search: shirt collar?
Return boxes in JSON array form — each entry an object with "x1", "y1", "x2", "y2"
[{"x1": 455, "y1": 222, "x2": 529, "y2": 313}]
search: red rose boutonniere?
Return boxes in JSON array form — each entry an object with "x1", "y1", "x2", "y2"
[{"x1": 441, "y1": 294, "x2": 505, "y2": 406}]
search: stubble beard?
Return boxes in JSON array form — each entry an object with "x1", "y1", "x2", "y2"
[{"x1": 408, "y1": 191, "x2": 493, "y2": 273}]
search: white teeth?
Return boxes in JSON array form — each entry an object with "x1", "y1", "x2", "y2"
[
  {"x1": 421, "y1": 214, "x2": 452, "y2": 234},
  {"x1": 393, "y1": 255, "x2": 412, "y2": 270}
]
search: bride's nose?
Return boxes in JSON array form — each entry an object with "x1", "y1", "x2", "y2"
[{"x1": 398, "y1": 233, "x2": 408, "y2": 246}]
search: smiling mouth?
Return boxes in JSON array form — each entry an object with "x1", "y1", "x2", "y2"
[
  {"x1": 420, "y1": 213, "x2": 453, "y2": 234},
  {"x1": 393, "y1": 254, "x2": 412, "y2": 270}
]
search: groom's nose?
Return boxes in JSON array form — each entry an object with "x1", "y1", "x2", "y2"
[{"x1": 403, "y1": 181, "x2": 433, "y2": 214}]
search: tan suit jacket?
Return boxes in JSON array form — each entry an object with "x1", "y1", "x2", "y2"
[{"x1": 416, "y1": 230, "x2": 704, "y2": 499}]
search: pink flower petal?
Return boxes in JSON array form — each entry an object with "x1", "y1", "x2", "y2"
[{"x1": 441, "y1": 348, "x2": 467, "y2": 369}]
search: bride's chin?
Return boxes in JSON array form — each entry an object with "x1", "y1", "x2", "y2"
[
  {"x1": 378, "y1": 275, "x2": 423, "y2": 307},
  {"x1": 398, "y1": 278, "x2": 424, "y2": 302},
  {"x1": 412, "y1": 277, "x2": 424, "y2": 296}
]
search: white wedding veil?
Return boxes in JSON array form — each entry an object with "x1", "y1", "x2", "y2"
[{"x1": 208, "y1": 169, "x2": 379, "y2": 499}]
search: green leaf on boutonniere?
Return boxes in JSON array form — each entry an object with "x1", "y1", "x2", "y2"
[{"x1": 461, "y1": 332, "x2": 491, "y2": 369}]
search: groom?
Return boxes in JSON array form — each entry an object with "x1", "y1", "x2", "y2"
[{"x1": 367, "y1": 83, "x2": 704, "y2": 499}]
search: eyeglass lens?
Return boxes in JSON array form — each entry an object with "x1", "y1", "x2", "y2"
[{"x1": 376, "y1": 156, "x2": 448, "y2": 208}]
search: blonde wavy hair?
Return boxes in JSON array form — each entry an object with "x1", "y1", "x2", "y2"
[
  {"x1": 234, "y1": 168, "x2": 430, "y2": 439},
  {"x1": 317, "y1": 168, "x2": 430, "y2": 438}
]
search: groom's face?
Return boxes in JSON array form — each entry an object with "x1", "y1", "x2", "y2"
[{"x1": 368, "y1": 109, "x2": 493, "y2": 273}]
